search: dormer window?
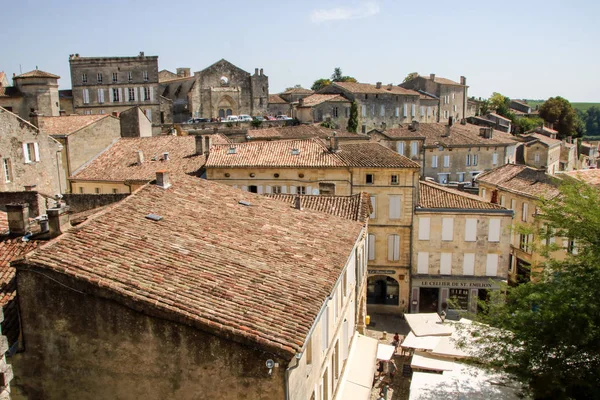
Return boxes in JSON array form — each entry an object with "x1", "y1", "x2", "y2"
[
  {"x1": 291, "y1": 148, "x2": 300, "y2": 155},
  {"x1": 227, "y1": 147, "x2": 237, "y2": 154}
]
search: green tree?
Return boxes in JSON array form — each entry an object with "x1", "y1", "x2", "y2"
[
  {"x1": 471, "y1": 180, "x2": 600, "y2": 399},
  {"x1": 538, "y1": 97, "x2": 579, "y2": 139},
  {"x1": 330, "y1": 67, "x2": 357, "y2": 83},
  {"x1": 514, "y1": 116, "x2": 544, "y2": 134},
  {"x1": 489, "y1": 92, "x2": 511, "y2": 117},
  {"x1": 347, "y1": 101, "x2": 359, "y2": 133},
  {"x1": 285, "y1": 84, "x2": 303, "y2": 91},
  {"x1": 584, "y1": 106, "x2": 600, "y2": 136},
  {"x1": 403, "y1": 72, "x2": 418, "y2": 83},
  {"x1": 311, "y1": 78, "x2": 331, "y2": 91},
  {"x1": 478, "y1": 99, "x2": 490, "y2": 116}
]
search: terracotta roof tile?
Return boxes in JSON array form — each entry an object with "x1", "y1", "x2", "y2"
[
  {"x1": 247, "y1": 125, "x2": 367, "y2": 140},
  {"x1": 420, "y1": 75, "x2": 464, "y2": 86},
  {"x1": 476, "y1": 164, "x2": 560, "y2": 199},
  {"x1": 562, "y1": 169, "x2": 600, "y2": 187},
  {"x1": 282, "y1": 87, "x2": 314, "y2": 94},
  {"x1": 418, "y1": 181, "x2": 506, "y2": 210},
  {"x1": 264, "y1": 193, "x2": 371, "y2": 222},
  {"x1": 72, "y1": 135, "x2": 229, "y2": 182},
  {"x1": 14, "y1": 69, "x2": 60, "y2": 79},
  {"x1": 381, "y1": 123, "x2": 518, "y2": 147},
  {"x1": 521, "y1": 133, "x2": 561, "y2": 147},
  {"x1": 268, "y1": 94, "x2": 288, "y2": 104},
  {"x1": 332, "y1": 82, "x2": 419, "y2": 96},
  {"x1": 206, "y1": 138, "x2": 419, "y2": 169},
  {"x1": 21, "y1": 175, "x2": 364, "y2": 359},
  {"x1": 39, "y1": 114, "x2": 113, "y2": 136},
  {"x1": 299, "y1": 94, "x2": 349, "y2": 107}
]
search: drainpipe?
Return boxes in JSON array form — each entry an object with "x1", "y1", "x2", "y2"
[{"x1": 408, "y1": 170, "x2": 418, "y2": 314}]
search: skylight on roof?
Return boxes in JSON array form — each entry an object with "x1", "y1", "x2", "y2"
[
  {"x1": 145, "y1": 213, "x2": 163, "y2": 221},
  {"x1": 291, "y1": 148, "x2": 300, "y2": 155},
  {"x1": 227, "y1": 147, "x2": 237, "y2": 154}
]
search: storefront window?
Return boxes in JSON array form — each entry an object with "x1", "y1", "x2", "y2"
[
  {"x1": 367, "y1": 276, "x2": 399, "y2": 306},
  {"x1": 448, "y1": 289, "x2": 469, "y2": 310}
]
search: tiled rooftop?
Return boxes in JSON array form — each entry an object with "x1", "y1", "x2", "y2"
[
  {"x1": 20, "y1": 174, "x2": 364, "y2": 359},
  {"x1": 418, "y1": 181, "x2": 506, "y2": 210},
  {"x1": 206, "y1": 138, "x2": 420, "y2": 169},
  {"x1": 476, "y1": 164, "x2": 560, "y2": 199},
  {"x1": 331, "y1": 82, "x2": 419, "y2": 96},
  {"x1": 39, "y1": 114, "x2": 113, "y2": 136},
  {"x1": 420, "y1": 75, "x2": 464, "y2": 86},
  {"x1": 381, "y1": 123, "x2": 517, "y2": 147},
  {"x1": 71, "y1": 134, "x2": 229, "y2": 182},
  {"x1": 299, "y1": 94, "x2": 349, "y2": 107},
  {"x1": 268, "y1": 94, "x2": 288, "y2": 104},
  {"x1": 282, "y1": 87, "x2": 314, "y2": 94},
  {"x1": 264, "y1": 193, "x2": 371, "y2": 222},
  {"x1": 14, "y1": 69, "x2": 60, "y2": 79},
  {"x1": 247, "y1": 125, "x2": 367, "y2": 140},
  {"x1": 521, "y1": 133, "x2": 561, "y2": 147},
  {"x1": 562, "y1": 169, "x2": 600, "y2": 186}
]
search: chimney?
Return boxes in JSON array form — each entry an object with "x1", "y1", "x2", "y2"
[
  {"x1": 457, "y1": 183, "x2": 466, "y2": 192},
  {"x1": 329, "y1": 133, "x2": 339, "y2": 152},
  {"x1": 460, "y1": 76, "x2": 466, "y2": 86},
  {"x1": 195, "y1": 135, "x2": 204, "y2": 155},
  {"x1": 294, "y1": 195, "x2": 302, "y2": 210},
  {"x1": 29, "y1": 111, "x2": 41, "y2": 127},
  {"x1": 567, "y1": 135, "x2": 573, "y2": 144},
  {"x1": 376, "y1": 82, "x2": 382, "y2": 89},
  {"x1": 430, "y1": 73, "x2": 436, "y2": 81},
  {"x1": 162, "y1": 152, "x2": 169, "y2": 161},
  {"x1": 112, "y1": 111, "x2": 120, "y2": 118},
  {"x1": 137, "y1": 150, "x2": 144, "y2": 165},
  {"x1": 6, "y1": 203, "x2": 30, "y2": 236},
  {"x1": 155, "y1": 170, "x2": 171, "y2": 189},
  {"x1": 443, "y1": 125, "x2": 450, "y2": 137},
  {"x1": 410, "y1": 121, "x2": 420, "y2": 132},
  {"x1": 59, "y1": 110, "x2": 66, "y2": 116},
  {"x1": 176, "y1": 68, "x2": 190, "y2": 78},
  {"x1": 255, "y1": 68, "x2": 259, "y2": 75},
  {"x1": 204, "y1": 136, "x2": 212, "y2": 154},
  {"x1": 139, "y1": 51, "x2": 145, "y2": 57},
  {"x1": 260, "y1": 68, "x2": 263, "y2": 76},
  {"x1": 47, "y1": 205, "x2": 71, "y2": 238}
]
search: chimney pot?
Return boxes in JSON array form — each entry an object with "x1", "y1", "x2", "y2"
[
  {"x1": 260, "y1": 68, "x2": 263, "y2": 76},
  {"x1": 112, "y1": 111, "x2": 119, "y2": 117},
  {"x1": 430, "y1": 73, "x2": 436, "y2": 81},
  {"x1": 204, "y1": 136, "x2": 212, "y2": 154},
  {"x1": 460, "y1": 76, "x2": 466, "y2": 85},
  {"x1": 255, "y1": 68, "x2": 259, "y2": 75},
  {"x1": 294, "y1": 195, "x2": 302, "y2": 210},
  {"x1": 457, "y1": 183, "x2": 466, "y2": 192},
  {"x1": 163, "y1": 152, "x2": 169, "y2": 161},
  {"x1": 59, "y1": 110, "x2": 66, "y2": 116},
  {"x1": 195, "y1": 135, "x2": 204, "y2": 155},
  {"x1": 156, "y1": 171, "x2": 171, "y2": 189},
  {"x1": 47, "y1": 206, "x2": 71, "y2": 238},
  {"x1": 6, "y1": 203, "x2": 30, "y2": 236},
  {"x1": 329, "y1": 134, "x2": 339, "y2": 152},
  {"x1": 376, "y1": 82, "x2": 382, "y2": 89},
  {"x1": 137, "y1": 150, "x2": 144, "y2": 165}
]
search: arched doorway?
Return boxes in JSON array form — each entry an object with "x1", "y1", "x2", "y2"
[
  {"x1": 367, "y1": 276, "x2": 400, "y2": 306},
  {"x1": 216, "y1": 95, "x2": 236, "y2": 118}
]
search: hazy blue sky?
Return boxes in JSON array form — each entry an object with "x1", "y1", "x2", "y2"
[{"x1": 3, "y1": 0, "x2": 599, "y2": 101}]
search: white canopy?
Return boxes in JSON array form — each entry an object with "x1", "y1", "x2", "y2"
[
  {"x1": 404, "y1": 313, "x2": 454, "y2": 337},
  {"x1": 401, "y1": 331, "x2": 440, "y2": 351},
  {"x1": 410, "y1": 351, "x2": 455, "y2": 372},
  {"x1": 376, "y1": 343, "x2": 396, "y2": 361},
  {"x1": 335, "y1": 334, "x2": 378, "y2": 400}
]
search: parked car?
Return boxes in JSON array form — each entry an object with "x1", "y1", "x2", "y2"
[
  {"x1": 253, "y1": 116, "x2": 265, "y2": 121},
  {"x1": 238, "y1": 115, "x2": 253, "y2": 122},
  {"x1": 276, "y1": 115, "x2": 292, "y2": 120},
  {"x1": 186, "y1": 118, "x2": 210, "y2": 124},
  {"x1": 264, "y1": 115, "x2": 277, "y2": 121},
  {"x1": 224, "y1": 115, "x2": 240, "y2": 122}
]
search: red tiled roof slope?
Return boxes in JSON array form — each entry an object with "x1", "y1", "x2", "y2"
[
  {"x1": 382, "y1": 123, "x2": 517, "y2": 147},
  {"x1": 21, "y1": 175, "x2": 364, "y2": 359},
  {"x1": 332, "y1": 82, "x2": 419, "y2": 96},
  {"x1": 337, "y1": 143, "x2": 420, "y2": 168},
  {"x1": 247, "y1": 125, "x2": 366, "y2": 140},
  {"x1": 562, "y1": 169, "x2": 600, "y2": 187},
  {"x1": 418, "y1": 181, "x2": 506, "y2": 210},
  {"x1": 39, "y1": 114, "x2": 112, "y2": 136},
  {"x1": 264, "y1": 193, "x2": 371, "y2": 222},
  {"x1": 268, "y1": 94, "x2": 288, "y2": 104},
  {"x1": 15, "y1": 69, "x2": 60, "y2": 79},
  {"x1": 72, "y1": 135, "x2": 229, "y2": 181},
  {"x1": 476, "y1": 164, "x2": 560, "y2": 199},
  {"x1": 299, "y1": 94, "x2": 349, "y2": 107}
]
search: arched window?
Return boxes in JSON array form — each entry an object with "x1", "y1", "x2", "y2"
[{"x1": 367, "y1": 276, "x2": 399, "y2": 305}]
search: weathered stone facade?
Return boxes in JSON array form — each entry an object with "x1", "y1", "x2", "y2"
[
  {"x1": 0, "y1": 108, "x2": 64, "y2": 195},
  {"x1": 0, "y1": 70, "x2": 60, "y2": 122},
  {"x1": 119, "y1": 107, "x2": 152, "y2": 138},
  {"x1": 69, "y1": 52, "x2": 161, "y2": 134}
]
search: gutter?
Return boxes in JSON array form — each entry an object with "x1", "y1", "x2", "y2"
[{"x1": 415, "y1": 207, "x2": 514, "y2": 215}]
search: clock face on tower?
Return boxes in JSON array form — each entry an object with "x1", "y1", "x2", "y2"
[{"x1": 219, "y1": 76, "x2": 229, "y2": 86}]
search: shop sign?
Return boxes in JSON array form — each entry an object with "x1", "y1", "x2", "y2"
[
  {"x1": 368, "y1": 269, "x2": 396, "y2": 275},
  {"x1": 413, "y1": 279, "x2": 500, "y2": 289}
]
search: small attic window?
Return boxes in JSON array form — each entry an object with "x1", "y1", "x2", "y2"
[
  {"x1": 291, "y1": 148, "x2": 300, "y2": 155},
  {"x1": 227, "y1": 147, "x2": 237, "y2": 154},
  {"x1": 145, "y1": 213, "x2": 163, "y2": 221}
]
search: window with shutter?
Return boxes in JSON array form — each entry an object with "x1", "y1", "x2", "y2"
[
  {"x1": 440, "y1": 253, "x2": 452, "y2": 275},
  {"x1": 417, "y1": 252, "x2": 429, "y2": 274},
  {"x1": 510, "y1": 199, "x2": 516, "y2": 210},
  {"x1": 395, "y1": 106, "x2": 399, "y2": 117},
  {"x1": 488, "y1": 219, "x2": 501, "y2": 242},
  {"x1": 492, "y1": 153, "x2": 498, "y2": 165},
  {"x1": 442, "y1": 218, "x2": 454, "y2": 241},
  {"x1": 361, "y1": 105, "x2": 366, "y2": 117},
  {"x1": 418, "y1": 217, "x2": 430, "y2": 240},
  {"x1": 370, "y1": 196, "x2": 376, "y2": 219},
  {"x1": 443, "y1": 155, "x2": 450, "y2": 167},
  {"x1": 387, "y1": 235, "x2": 400, "y2": 261},
  {"x1": 432, "y1": 155, "x2": 438, "y2": 168},
  {"x1": 22, "y1": 143, "x2": 31, "y2": 163},
  {"x1": 486, "y1": 254, "x2": 499, "y2": 276},
  {"x1": 473, "y1": 154, "x2": 478, "y2": 165},
  {"x1": 411, "y1": 142, "x2": 418, "y2": 156},
  {"x1": 388, "y1": 195, "x2": 401, "y2": 219},
  {"x1": 411, "y1": 104, "x2": 416, "y2": 117},
  {"x1": 466, "y1": 154, "x2": 471, "y2": 166},
  {"x1": 403, "y1": 104, "x2": 408, "y2": 117},
  {"x1": 380, "y1": 104, "x2": 385, "y2": 116},
  {"x1": 522, "y1": 203, "x2": 528, "y2": 222},
  {"x1": 368, "y1": 234, "x2": 375, "y2": 260},
  {"x1": 396, "y1": 142, "x2": 405, "y2": 155},
  {"x1": 33, "y1": 142, "x2": 40, "y2": 161},
  {"x1": 463, "y1": 253, "x2": 475, "y2": 275},
  {"x1": 465, "y1": 218, "x2": 477, "y2": 242}
]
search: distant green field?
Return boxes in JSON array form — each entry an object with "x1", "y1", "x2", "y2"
[{"x1": 523, "y1": 100, "x2": 599, "y2": 112}]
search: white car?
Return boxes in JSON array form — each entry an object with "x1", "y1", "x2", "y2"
[
  {"x1": 238, "y1": 114, "x2": 253, "y2": 122},
  {"x1": 276, "y1": 115, "x2": 292, "y2": 120},
  {"x1": 224, "y1": 115, "x2": 239, "y2": 122}
]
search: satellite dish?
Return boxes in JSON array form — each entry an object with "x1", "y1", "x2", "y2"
[{"x1": 266, "y1": 359, "x2": 275, "y2": 369}]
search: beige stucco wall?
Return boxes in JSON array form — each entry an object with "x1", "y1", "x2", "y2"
[{"x1": 525, "y1": 142, "x2": 560, "y2": 174}]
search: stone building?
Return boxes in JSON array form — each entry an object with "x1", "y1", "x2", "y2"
[
  {"x1": 242, "y1": 125, "x2": 369, "y2": 144},
  {"x1": 296, "y1": 94, "x2": 351, "y2": 127},
  {"x1": 318, "y1": 82, "x2": 422, "y2": 133},
  {"x1": 267, "y1": 94, "x2": 291, "y2": 117},
  {"x1": 517, "y1": 132, "x2": 562, "y2": 174},
  {"x1": 204, "y1": 138, "x2": 421, "y2": 314},
  {"x1": 160, "y1": 59, "x2": 269, "y2": 122},
  {"x1": 279, "y1": 87, "x2": 313, "y2": 103},
  {"x1": 400, "y1": 74, "x2": 468, "y2": 123},
  {"x1": 411, "y1": 181, "x2": 512, "y2": 316},
  {"x1": 68, "y1": 52, "x2": 162, "y2": 134},
  {"x1": 370, "y1": 122, "x2": 518, "y2": 184},
  {"x1": 471, "y1": 112, "x2": 512, "y2": 133},
  {"x1": 0, "y1": 107, "x2": 65, "y2": 195},
  {"x1": 69, "y1": 134, "x2": 229, "y2": 194},
  {"x1": 0, "y1": 69, "x2": 60, "y2": 122},
  {"x1": 476, "y1": 164, "x2": 568, "y2": 284},
  {"x1": 11, "y1": 173, "x2": 371, "y2": 400}
]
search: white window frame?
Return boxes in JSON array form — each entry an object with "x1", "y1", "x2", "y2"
[
  {"x1": 397, "y1": 142, "x2": 405, "y2": 156},
  {"x1": 418, "y1": 217, "x2": 430, "y2": 240},
  {"x1": 387, "y1": 234, "x2": 400, "y2": 261},
  {"x1": 97, "y1": 88, "x2": 104, "y2": 104},
  {"x1": 522, "y1": 203, "x2": 528, "y2": 222},
  {"x1": 431, "y1": 155, "x2": 438, "y2": 168},
  {"x1": 440, "y1": 253, "x2": 452, "y2": 275},
  {"x1": 411, "y1": 141, "x2": 418, "y2": 157},
  {"x1": 443, "y1": 155, "x2": 450, "y2": 168},
  {"x1": 417, "y1": 252, "x2": 429, "y2": 274},
  {"x1": 82, "y1": 88, "x2": 90, "y2": 104},
  {"x1": 2, "y1": 158, "x2": 12, "y2": 183},
  {"x1": 97, "y1": 73, "x2": 103, "y2": 83},
  {"x1": 143, "y1": 71, "x2": 149, "y2": 82},
  {"x1": 442, "y1": 217, "x2": 454, "y2": 241},
  {"x1": 22, "y1": 142, "x2": 39, "y2": 163},
  {"x1": 488, "y1": 218, "x2": 501, "y2": 242},
  {"x1": 389, "y1": 195, "x2": 401, "y2": 219}
]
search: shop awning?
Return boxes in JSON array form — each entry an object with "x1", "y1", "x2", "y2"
[
  {"x1": 401, "y1": 331, "x2": 440, "y2": 351},
  {"x1": 376, "y1": 343, "x2": 395, "y2": 361},
  {"x1": 405, "y1": 313, "x2": 454, "y2": 337},
  {"x1": 410, "y1": 351, "x2": 455, "y2": 372},
  {"x1": 334, "y1": 334, "x2": 378, "y2": 400}
]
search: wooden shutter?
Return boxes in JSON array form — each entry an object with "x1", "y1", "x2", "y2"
[
  {"x1": 432, "y1": 155, "x2": 438, "y2": 168},
  {"x1": 522, "y1": 203, "x2": 528, "y2": 222},
  {"x1": 368, "y1": 234, "x2": 375, "y2": 260},
  {"x1": 118, "y1": 88, "x2": 123, "y2": 103},
  {"x1": 22, "y1": 143, "x2": 31, "y2": 163},
  {"x1": 463, "y1": 253, "x2": 475, "y2": 275},
  {"x1": 465, "y1": 218, "x2": 477, "y2": 242},
  {"x1": 33, "y1": 142, "x2": 40, "y2": 161},
  {"x1": 265, "y1": 186, "x2": 272, "y2": 194},
  {"x1": 281, "y1": 185, "x2": 287, "y2": 193},
  {"x1": 418, "y1": 217, "x2": 430, "y2": 240},
  {"x1": 397, "y1": 142, "x2": 405, "y2": 155},
  {"x1": 370, "y1": 196, "x2": 376, "y2": 219},
  {"x1": 442, "y1": 218, "x2": 454, "y2": 241},
  {"x1": 403, "y1": 104, "x2": 408, "y2": 116},
  {"x1": 417, "y1": 252, "x2": 429, "y2": 274},
  {"x1": 411, "y1": 104, "x2": 416, "y2": 117},
  {"x1": 488, "y1": 218, "x2": 501, "y2": 242},
  {"x1": 389, "y1": 195, "x2": 401, "y2": 219},
  {"x1": 387, "y1": 235, "x2": 400, "y2": 261},
  {"x1": 257, "y1": 185, "x2": 263, "y2": 194},
  {"x1": 290, "y1": 186, "x2": 297, "y2": 194},
  {"x1": 486, "y1": 254, "x2": 499, "y2": 276},
  {"x1": 149, "y1": 86, "x2": 154, "y2": 101},
  {"x1": 440, "y1": 253, "x2": 452, "y2": 275},
  {"x1": 109, "y1": 88, "x2": 114, "y2": 103},
  {"x1": 306, "y1": 185, "x2": 312, "y2": 195}
]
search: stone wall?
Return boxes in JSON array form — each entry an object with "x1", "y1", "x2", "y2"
[
  {"x1": 66, "y1": 115, "x2": 121, "y2": 175},
  {"x1": 12, "y1": 268, "x2": 288, "y2": 400},
  {"x1": 120, "y1": 107, "x2": 152, "y2": 138},
  {"x1": 62, "y1": 193, "x2": 129, "y2": 213},
  {"x1": 0, "y1": 192, "x2": 46, "y2": 217}
]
